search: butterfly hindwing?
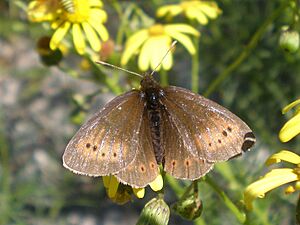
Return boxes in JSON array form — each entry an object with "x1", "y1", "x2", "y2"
[
  {"x1": 63, "y1": 90, "x2": 144, "y2": 176},
  {"x1": 161, "y1": 86, "x2": 255, "y2": 162},
  {"x1": 114, "y1": 111, "x2": 159, "y2": 188},
  {"x1": 161, "y1": 108, "x2": 214, "y2": 180}
]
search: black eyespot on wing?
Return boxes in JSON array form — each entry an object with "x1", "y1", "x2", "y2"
[{"x1": 241, "y1": 132, "x2": 256, "y2": 151}]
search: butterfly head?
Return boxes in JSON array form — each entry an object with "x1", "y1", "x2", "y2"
[{"x1": 140, "y1": 73, "x2": 161, "y2": 92}]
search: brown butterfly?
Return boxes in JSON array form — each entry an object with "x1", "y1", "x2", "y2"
[{"x1": 63, "y1": 71, "x2": 255, "y2": 188}]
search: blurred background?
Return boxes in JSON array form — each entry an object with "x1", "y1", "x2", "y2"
[{"x1": 0, "y1": 0, "x2": 300, "y2": 224}]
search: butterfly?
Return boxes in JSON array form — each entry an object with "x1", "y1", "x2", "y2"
[{"x1": 63, "y1": 72, "x2": 256, "y2": 188}]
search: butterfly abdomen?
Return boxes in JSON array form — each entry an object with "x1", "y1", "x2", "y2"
[{"x1": 144, "y1": 87, "x2": 164, "y2": 164}]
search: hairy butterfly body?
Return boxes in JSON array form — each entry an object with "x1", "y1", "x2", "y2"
[{"x1": 63, "y1": 74, "x2": 255, "y2": 188}]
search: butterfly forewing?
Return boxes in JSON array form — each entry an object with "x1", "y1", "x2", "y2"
[
  {"x1": 114, "y1": 111, "x2": 159, "y2": 188},
  {"x1": 161, "y1": 86, "x2": 255, "y2": 162},
  {"x1": 161, "y1": 109, "x2": 214, "y2": 180},
  {"x1": 63, "y1": 90, "x2": 144, "y2": 176}
]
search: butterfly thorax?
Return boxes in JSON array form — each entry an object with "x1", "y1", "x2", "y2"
[{"x1": 140, "y1": 75, "x2": 165, "y2": 164}]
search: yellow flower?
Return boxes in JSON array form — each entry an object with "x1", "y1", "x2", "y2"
[
  {"x1": 49, "y1": 0, "x2": 109, "y2": 55},
  {"x1": 121, "y1": 24, "x2": 199, "y2": 71},
  {"x1": 157, "y1": 0, "x2": 222, "y2": 25},
  {"x1": 244, "y1": 150, "x2": 300, "y2": 210},
  {"x1": 27, "y1": 0, "x2": 61, "y2": 22},
  {"x1": 102, "y1": 174, "x2": 164, "y2": 204},
  {"x1": 279, "y1": 99, "x2": 300, "y2": 142}
]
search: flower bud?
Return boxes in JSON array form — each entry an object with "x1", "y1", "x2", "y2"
[
  {"x1": 172, "y1": 194, "x2": 203, "y2": 220},
  {"x1": 279, "y1": 29, "x2": 300, "y2": 53},
  {"x1": 36, "y1": 36, "x2": 63, "y2": 66},
  {"x1": 136, "y1": 197, "x2": 170, "y2": 225}
]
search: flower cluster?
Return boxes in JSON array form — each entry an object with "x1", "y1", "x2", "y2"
[
  {"x1": 244, "y1": 99, "x2": 300, "y2": 210},
  {"x1": 122, "y1": 0, "x2": 221, "y2": 71},
  {"x1": 103, "y1": 174, "x2": 163, "y2": 204},
  {"x1": 27, "y1": 0, "x2": 109, "y2": 55}
]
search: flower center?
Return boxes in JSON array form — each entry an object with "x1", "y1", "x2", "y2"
[
  {"x1": 64, "y1": 0, "x2": 90, "y2": 23},
  {"x1": 148, "y1": 24, "x2": 165, "y2": 36}
]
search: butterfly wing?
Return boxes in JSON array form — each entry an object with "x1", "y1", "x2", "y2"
[
  {"x1": 63, "y1": 90, "x2": 145, "y2": 176},
  {"x1": 114, "y1": 111, "x2": 159, "y2": 188},
  {"x1": 161, "y1": 86, "x2": 255, "y2": 163},
  {"x1": 161, "y1": 110, "x2": 213, "y2": 180},
  {"x1": 161, "y1": 108, "x2": 214, "y2": 180}
]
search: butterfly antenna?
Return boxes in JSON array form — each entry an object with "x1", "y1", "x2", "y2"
[
  {"x1": 150, "y1": 40, "x2": 177, "y2": 76},
  {"x1": 96, "y1": 61, "x2": 144, "y2": 78}
]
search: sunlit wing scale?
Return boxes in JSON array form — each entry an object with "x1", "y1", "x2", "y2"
[
  {"x1": 114, "y1": 112, "x2": 159, "y2": 188},
  {"x1": 161, "y1": 109, "x2": 214, "y2": 180},
  {"x1": 160, "y1": 86, "x2": 256, "y2": 162},
  {"x1": 63, "y1": 90, "x2": 144, "y2": 176}
]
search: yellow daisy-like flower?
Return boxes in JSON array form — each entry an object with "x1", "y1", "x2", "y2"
[
  {"x1": 121, "y1": 24, "x2": 199, "y2": 71},
  {"x1": 27, "y1": 0, "x2": 61, "y2": 22},
  {"x1": 279, "y1": 99, "x2": 300, "y2": 142},
  {"x1": 244, "y1": 150, "x2": 300, "y2": 210},
  {"x1": 244, "y1": 100, "x2": 300, "y2": 210},
  {"x1": 49, "y1": 0, "x2": 109, "y2": 55},
  {"x1": 103, "y1": 174, "x2": 164, "y2": 204},
  {"x1": 157, "y1": 0, "x2": 222, "y2": 25}
]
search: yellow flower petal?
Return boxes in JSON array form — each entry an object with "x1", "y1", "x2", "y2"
[
  {"x1": 51, "y1": 19, "x2": 64, "y2": 29},
  {"x1": 138, "y1": 38, "x2": 155, "y2": 71},
  {"x1": 150, "y1": 36, "x2": 172, "y2": 70},
  {"x1": 282, "y1": 99, "x2": 300, "y2": 114},
  {"x1": 162, "y1": 49, "x2": 173, "y2": 71},
  {"x1": 88, "y1": 19, "x2": 109, "y2": 41},
  {"x1": 27, "y1": 0, "x2": 59, "y2": 22},
  {"x1": 263, "y1": 168, "x2": 295, "y2": 177},
  {"x1": 266, "y1": 150, "x2": 300, "y2": 166},
  {"x1": 102, "y1": 176, "x2": 110, "y2": 188},
  {"x1": 196, "y1": 3, "x2": 221, "y2": 19},
  {"x1": 156, "y1": 5, "x2": 182, "y2": 17},
  {"x1": 121, "y1": 30, "x2": 148, "y2": 66},
  {"x1": 50, "y1": 21, "x2": 71, "y2": 50},
  {"x1": 82, "y1": 22, "x2": 101, "y2": 51},
  {"x1": 72, "y1": 23, "x2": 86, "y2": 55},
  {"x1": 165, "y1": 24, "x2": 200, "y2": 37},
  {"x1": 279, "y1": 112, "x2": 300, "y2": 142},
  {"x1": 90, "y1": 8, "x2": 107, "y2": 23},
  {"x1": 244, "y1": 168, "x2": 298, "y2": 210},
  {"x1": 165, "y1": 28, "x2": 196, "y2": 55},
  {"x1": 295, "y1": 181, "x2": 300, "y2": 190},
  {"x1": 149, "y1": 174, "x2": 164, "y2": 191},
  {"x1": 133, "y1": 188, "x2": 145, "y2": 198},
  {"x1": 284, "y1": 185, "x2": 296, "y2": 194},
  {"x1": 188, "y1": 8, "x2": 208, "y2": 25},
  {"x1": 108, "y1": 176, "x2": 119, "y2": 198},
  {"x1": 89, "y1": 0, "x2": 103, "y2": 7},
  {"x1": 126, "y1": 29, "x2": 149, "y2": 47}
]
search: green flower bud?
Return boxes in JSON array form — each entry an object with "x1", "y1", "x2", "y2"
[
  {"x1": 279, "y1": 29, "x2": 300, "y2": 53},
  {"x1": 37, "y1": 36, "x2": 63, "y2": 66},
  {"x1": 136, "y1": 197, "x2": 170, "y2": 225},
  {"x1": 172, "y1": 194, "x2": 203, "y2": 220}
]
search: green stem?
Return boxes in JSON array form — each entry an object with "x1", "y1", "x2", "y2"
[
  {"x1": 160, "y1": 69, "x2": 169, "y2": 86},
  {"x1": 0, "y1": 112, "x2": 11, "y2": 224},
  {"x1": 179, "y1": 182, "x2": 193, "y2": 200},
  {"x1": 112, "y1": 1, "x2": 134, "y2": 46},
  {"x1": 194, "y1": 218, "x2": 206, "y2": 225},
  {"x1": 191, "y1": 38, "x2": 200, "y2": 93},
  {"x1": 204, "y1": 176, "x2": 246, "y2": 224},
  {"x1": 165, "y1": 175, "x2": 185, "y2": 197},
  {"x1": 204, "y1": 1, "x2": 289, "y2": 97}
]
